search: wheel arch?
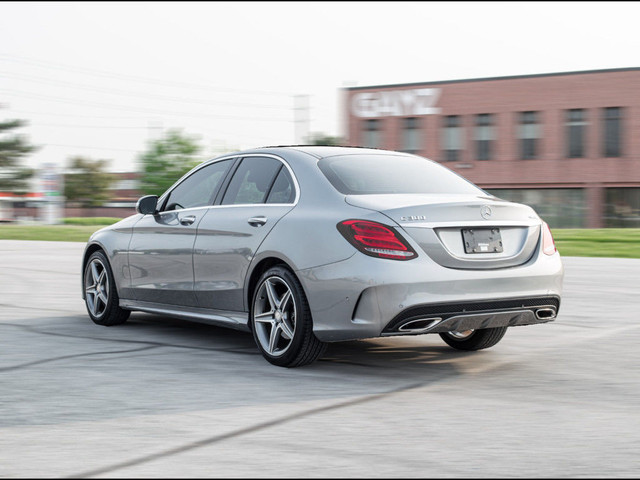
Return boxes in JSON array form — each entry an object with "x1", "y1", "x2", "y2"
[{"x1": 245, "y1": 255, "x2": 296, "y2": 314}]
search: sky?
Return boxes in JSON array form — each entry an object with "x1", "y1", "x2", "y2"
[{"x1": 1, "y1": 1, "x2": 639, "y2": 173}]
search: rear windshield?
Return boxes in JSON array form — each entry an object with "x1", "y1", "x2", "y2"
[{"x1": 317, "y1": 154, "x2": 484, "y2": 195}]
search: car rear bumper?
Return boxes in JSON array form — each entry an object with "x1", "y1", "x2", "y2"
[{"x1": 296, "y1": 248, "x2": 564, "y2": 342}]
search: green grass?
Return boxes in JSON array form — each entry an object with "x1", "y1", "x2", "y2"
[
  {"x1": 1, "y1": 224, "x2": 639, "y2": 258},
  {"x1": 0, "y1": 225, "x2": 105, "y2": 242},
  {"x1": 62, "y1": 217, "x2": 122, "y2": 226},
  {"x1": 553, "y1": 228, "x2": 640, "y2": 259}
]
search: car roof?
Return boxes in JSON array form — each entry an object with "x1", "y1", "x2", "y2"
[{"x1": 232, "y1": 145, "x2": 414, "y2": 160}]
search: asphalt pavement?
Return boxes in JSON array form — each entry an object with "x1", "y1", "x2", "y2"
[{"x1": 1, "y1": 240, "x2": 639, "y2": 478}]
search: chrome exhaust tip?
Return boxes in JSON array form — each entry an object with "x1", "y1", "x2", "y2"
[
  {"x1": 535, "y1": 308, "x2": 556, "y2": 320},
  {"x1": 397, "y1": 317, "x2": 442, "y2": 334}
]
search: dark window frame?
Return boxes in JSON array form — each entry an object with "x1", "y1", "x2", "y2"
[
  {"x1": 566, "y1": 108, "x2": 586, "y2": 159},
  {"x1": 401, "y1": 116, "x2": 421, "y2": 153},
  {"x1": 602, "y1": 107, "x2": 622, "y2": 158},
  {"x1": 475, "y1": 113, "x2": 493, "y2": 161},
  {"x1": 519, "y1": 111, "x2": 539, "y2": 160},
  {"x1": 362, "y1": 119, "x2": 382, "y2": 149},
  {"x1": 442, "y1": 114, "x2": 462, "y2": 162}
]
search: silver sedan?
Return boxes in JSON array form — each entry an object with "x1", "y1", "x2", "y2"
[{"x1": 81, "y1": 146, "x2": 564, "y2": 367}]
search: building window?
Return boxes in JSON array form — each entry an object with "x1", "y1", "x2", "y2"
[
  {"x1": 518, "y1": 111, "x2": 539, "y2": 160},
  {"x1": 362, "y1": 119, "x2": 381, "y2": 148},
  {"x1": 475, "y1": 113, "x2": 494, "y2": 161},
  {"x1": 442, "y1": 115, "x2": 462, "y2": 162},
  {"x1": 603, "y1": 107, "x2": 622, "y2": 157},
  {"x1": 605, "y1": 188, "x2": 640, "y2": 227},
  {"x1": 401, "y1": 117, "x2": 421, "y2": 153},
  {"x1": 566, "y1": 109, "x2": 586, "y2": 158}
]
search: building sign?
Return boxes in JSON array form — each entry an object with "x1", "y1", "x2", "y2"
[{"x1": 351, "y1": 88, "x2": 441, "y2": 118}]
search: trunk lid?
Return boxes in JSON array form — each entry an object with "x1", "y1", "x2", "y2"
[{"x1": 345, "y1": 193, "x2": 541, "y2": 270}]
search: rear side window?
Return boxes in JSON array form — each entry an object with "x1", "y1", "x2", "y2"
[
  {"x1": 222, "y1": 157, "x2": 282, "y2": 205},
  {"x1": 163, "y1": 159, "x2": 233, "y2": 211},
  {"x1": 266, "y1": 167, "x2": 295, "y2": 204},
  {"x1": 317, "y1": 154, "x2": 484, "y2": 195}
]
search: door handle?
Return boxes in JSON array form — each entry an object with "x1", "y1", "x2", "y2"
[
  {"x1": 180, "y1": 215, "x2": 196, "y2": 226},
  {"x1": 247, "y1": 216, "x2": 267, "y2": 227}
]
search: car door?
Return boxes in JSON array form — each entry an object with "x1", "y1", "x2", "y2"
[
  {"x1": 128, "y1": 158, "x2": 235, "y2": 306},
  {"x1": 193, "y1": 155, "x2": 297, "y2": 311}
]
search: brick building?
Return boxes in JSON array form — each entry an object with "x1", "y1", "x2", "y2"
[{"x1": 344, "y1": 68, "x2": 640, "y2": 228}]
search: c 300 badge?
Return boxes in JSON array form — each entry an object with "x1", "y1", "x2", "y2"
[
  {"x1": 480, "y1": 205, "x2": 492, "y2": 220},
  {"x1": 400, "y1": 215, "x2": 427, "y2": 222}
]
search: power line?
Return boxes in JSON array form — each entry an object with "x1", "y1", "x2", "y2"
[
  {"x1": 1, "y1": 109, "x2": 152, "y2": 120},
  {"x1": 0, "y1": 54, "x2": 292, "y2": 98},
  {"x1": 0, "y1": 71, "x2": 292, "y2": 110},
  {"x1": 29, "y1": 123, "x2": 149, "y2": 129},
  {"x1": 0, "y1": 89, "x2": 294, "y2": 122},
  {"x1": 42, "y1": 143, "x2": 141, "y2": 153}
]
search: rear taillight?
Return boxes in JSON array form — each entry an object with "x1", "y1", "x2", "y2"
[
  {"x1": 542, "y1": 222, "x2": 556, "y2": 255},
  {"x1": 337, "y1": 219, "x2": 417, "y2": 260}
]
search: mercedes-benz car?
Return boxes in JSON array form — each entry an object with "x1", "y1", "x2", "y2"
[{"x1": 81, "y1": 146, "x2": 564, "y2": 367}]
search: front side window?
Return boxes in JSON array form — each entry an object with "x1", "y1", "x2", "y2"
[
  {"x1": 162, "y1": 159, "x2": 233, "y2": 211},
  {"x1": 519, "y1": 111, "x2": 539, "y2": 160},
  {"x1": 221, "y1": 157, "x2": 283, "y2": 205},
  {"x1": 566, "y1": 109, "x2": 586, "y2": 158},
  {"x1": 603, "y1": 107, "x2": 622, "y2": 157},
  {"x1": 442, "y1": 115, "x2": 462, "y2": 162},
  {"x1": 475, "y1": 113, "x2": 494, "y2": 161}
]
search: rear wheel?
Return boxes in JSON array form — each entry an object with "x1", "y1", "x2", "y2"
[
  {"x1": 250, "y1": 266, "x2": 326, "y2": 367},
  {"x1": 84, "y1": 251, "x2": 130, "y2": 326},
  {"x1": 439, "y1": 326, "x2": 507, "y2": 351}
]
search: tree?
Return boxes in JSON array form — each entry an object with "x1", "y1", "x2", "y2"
[
  {"x1": 306, "y1": 132, "x2": 344, "y2": 146},
  {"x1": 64, "y1": 157, "x2": 114, "y2": 207},
  {"x1": 139, "y1": 129, "x2": 202, "y2": 197},
  {"x1": 0, "y1": 118, "x2": 36, "y2": 193}
]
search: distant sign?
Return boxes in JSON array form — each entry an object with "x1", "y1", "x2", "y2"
[
  {"x1": 39, "y1": 163, "x2": 64, "y2": 225},
  {"x1": 41, "y1": 163, "x2": 62, "y2": 197},
  {"x1": 351, "y1": 88, "x2": 442, "y2": 118}
]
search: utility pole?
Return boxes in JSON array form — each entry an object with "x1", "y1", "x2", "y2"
[{"x1": 293, "y1": 94, "x2": 310, "y2": 145}]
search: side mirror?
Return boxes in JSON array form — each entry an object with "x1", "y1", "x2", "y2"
[{"x1": 136, "y1": 195, "x2": 158, "y2": 215}]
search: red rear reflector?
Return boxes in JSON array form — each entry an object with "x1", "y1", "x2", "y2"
[
  {"x1": 542, "y1": 222, "x2": 556, "y2": 255},
  {"x1": 337, "y1": 220, "x2": 417, "y2": 261}
]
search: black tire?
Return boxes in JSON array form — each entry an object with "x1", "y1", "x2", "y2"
[
  {"x1": 439, "y1": 326, "x2": 508, "y2": 351},
  {"x1": 83, "y1": 250, "x2": 130, "y2": 326},
  {"x1": 250, "y1": 266, "x2": 326, "y2": 367}
]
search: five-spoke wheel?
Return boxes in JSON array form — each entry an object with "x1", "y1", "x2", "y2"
[
  {"x1": 85, "y1": 257, "x2": 110, "y2": 319},
  {"x1": 83, "y1": 250, "x2": 130, "y2": 326},
  {"x1": 253, "y1": 276, "x2": 297, "y2": 357},
  {"x1": 251, "y1": 266, "x2": 326, "y2": 367}
]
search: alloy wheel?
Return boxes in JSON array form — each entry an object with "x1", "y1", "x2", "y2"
[
  {"x1": 85, "y1": 258, "x2": 109, "y2": 318},
  {"x1": 253, "y1": 276, "x2": 297, "y2": 357}
]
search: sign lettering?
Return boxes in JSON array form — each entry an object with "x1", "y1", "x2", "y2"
[{"x1": 351, "y1": 88, "x2": 441, "y2": 118}]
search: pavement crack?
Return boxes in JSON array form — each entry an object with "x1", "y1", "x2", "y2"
[
  {"x1": 0, "y1": 345, "x2": 159, "y2": 373},
  {"x1": 67, "y1": 381, "x2": 425, "y2": 479}
]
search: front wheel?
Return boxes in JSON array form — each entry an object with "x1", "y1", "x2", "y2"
[
  {"x1": 84, "y1": 251, "x2": 130, "y2": 326},
  {"x1": 250, "y1": 266, "x2": 326, "y2": 367},
  {"x1": 439, "y1": 326, "x2": 507, "y2": 351}
]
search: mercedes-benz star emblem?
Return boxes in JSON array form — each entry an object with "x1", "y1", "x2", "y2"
[{"x1": 480, "y1": 205, "x2": 492, "y2": 220}]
